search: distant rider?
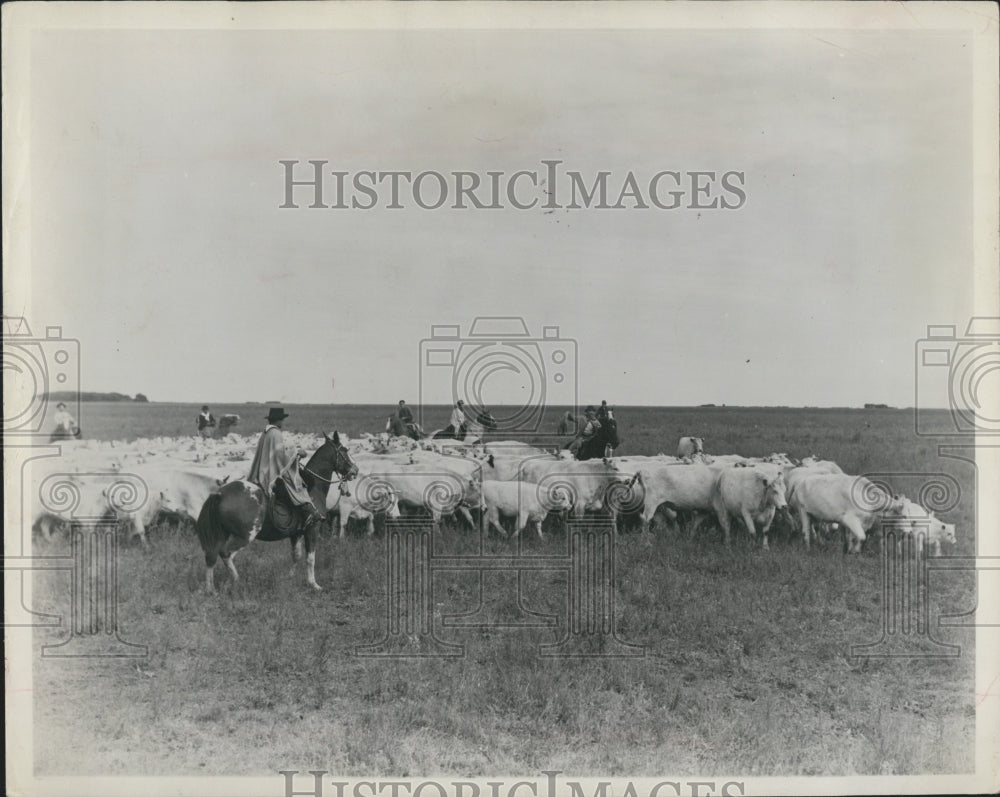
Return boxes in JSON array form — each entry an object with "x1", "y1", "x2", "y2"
[
  {"x1": 569, "y1": 406, "x2": 601, "y2": 455},
  {"x1": 446, "y1": 400, "x2": 468, "y2": 440},
  {"x1": 51, "y1": 402, "x2": 80, "y2": 440},
  {"x1": 197, "y1": 405, "x2": 216, "y2": 438}
]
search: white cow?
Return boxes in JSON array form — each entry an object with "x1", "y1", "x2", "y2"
[
  {"x1": 888, "y1": 498, "x2": 957, "y2": 556},
  {"x1": 351, "y1": 459, "x2": 481, "y2": 531},
  {"x1": 328, "y1": 477, "x2": 401, "y2": 538},
  {"x1": 788, "y1": 472, "x2": 905, "y2": 552},
  {"x1": 479, "y1": 480, "x2": 570, "y2": 539},
  {"x1": 799, "y1": 456, "x2": 844, "y2": 474},
  {"x1": 711, "y1": 464, "x2": 788, "y2": 548},
  {"x1": 517, "y1": 458, "x2": 637, "y2": 530},
  {"x1": 615, "y1": 461, "x2": 719, "y2": 533},
  {"x1": 677, "y1": 437, "x2": 704, "y2": 458}
]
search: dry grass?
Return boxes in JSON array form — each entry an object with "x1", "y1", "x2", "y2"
[{"x1": 30, "y1": 405, "x2": 976, "y2": 776}]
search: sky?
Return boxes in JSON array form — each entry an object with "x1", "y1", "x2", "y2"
[{"x1": 10, "y1": 25, "x2": 979, "y2": 407}]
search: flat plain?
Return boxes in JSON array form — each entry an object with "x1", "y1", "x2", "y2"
[{"x1": 28, "y1": 404, "x2": 977, "y2": 776}]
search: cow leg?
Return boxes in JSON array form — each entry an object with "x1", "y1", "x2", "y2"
[
  {"x1": 457, "y1": 505, "x2": 474, "y2": 530},
  {"x1": 487, "y1": 508, "x2": 507, "y2": 539},
  {"x1": 126, "y1": 514, "x2": 148, "y2": 546},
  {"x1": 686, "y1": 511, "x2": 705, "y2": 537},
  {"x1": 741, "y1": 508, "x2": 758, "y2": 544},
  {"x1": 759, "y1": 512, "x2": 776, "y2": 551},
  {"x1": 338, "y1": 510, "x2": 350, "y2": 540},
  {"x1": 715, "y1": 509, "x2": 733, "y2": 546},
  {"x1": 841, "y1": 515, "x2": 866, "y2": 554},
  {"x1": 533, "y1": 517, "x2": 544, "y2": 540},
  {"x1": 366, "y1": 516, "x2": 376, "y2": 537},
  {"x1": 798, "y1": 507, "x2": 812, "y2": 550}
]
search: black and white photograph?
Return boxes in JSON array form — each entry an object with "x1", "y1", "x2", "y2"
[{"x1": 3, "y1": 3, "x2": 999, "y2": 795}]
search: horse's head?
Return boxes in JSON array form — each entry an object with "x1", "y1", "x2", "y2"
[
  {"x1": 306, "y1": 431, "x2": 359, "y2": 483},
  {"x1": 603, "y1": 417, "x2": 620, "y2": 449}
]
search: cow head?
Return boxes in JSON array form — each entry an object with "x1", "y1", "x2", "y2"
[{"x1": 761, "y1": 472, "x2": 788, "y2": 509}]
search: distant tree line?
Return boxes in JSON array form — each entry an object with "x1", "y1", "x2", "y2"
[{"x1": 45, "y1": 391, "x2": 149, "y2": 402}]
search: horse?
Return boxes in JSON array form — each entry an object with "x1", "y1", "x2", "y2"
[
  {"x1": 49, "y1": 425, "x2": 81, "y2": 443},
  {"x1": 576, "y1": 411, "x2": 621, "y2": 461},
  {"x1": 195, "y1": 431, "x2": 358, "y2": 593}
]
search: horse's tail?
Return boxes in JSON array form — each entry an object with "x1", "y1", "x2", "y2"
[{"x1": 195, "y1": 491, "x2": 225, "y2": 564}]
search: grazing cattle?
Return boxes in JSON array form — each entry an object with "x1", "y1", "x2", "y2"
[
  {"x1": 703, "y1": 453, "x2": 750, "y2": 467},
  {"x1": 616, "y1": 461, "x2": 718, "y2": 532},
  {"x1": 195, "y1": 432, "x2": 358, "y2": 593},
  {"x1": 328, "y1": 477, "x2": 401, "y2": 538},
  {"x1": 677, "y1": 437, "x2": 704, "y2": 458},
  {"x1": 517, "y1": 458, "x2": 636, "y2": 529},
  {"x1": 889, "y1": 499, "x2": 956, "y2": 556},
  {"x1": 31, "y1": 464, "x2": 185, "y2": 545},
  {"x1": 480, "y1": 480, "x2": 570, "y2": 539},
  {"x1": 711, "y1": 464, "x2": 788, "y2": 548},
  {"x1": 351, "y1": 459, "x2": 482, "y2": 531},
  {"x1": 787, "y1": 472, "x2": 905, "y2": 552},
  {"x1": 799, "y1": 456, "x2": 844, "y2": 474}
]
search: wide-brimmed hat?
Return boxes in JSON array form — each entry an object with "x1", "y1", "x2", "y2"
[
  {"x1": 56, "y1": 402, "x2": 67, "y2": 409},
  {"x1": 201, "y1": 405, "x2": 209, "y2": 411},
  {"x1": 266, "y1": 407, "x2": 290, "y2": 423},
  {"x1": 585, "y1": 405, "x2": 596, "y2": 414}
]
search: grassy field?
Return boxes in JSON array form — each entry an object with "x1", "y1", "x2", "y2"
[{"x1": 30, "y1": 405, "x2": 977, "y2": 776}]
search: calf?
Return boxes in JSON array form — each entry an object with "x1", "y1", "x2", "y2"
[{"x1": 889, "y1": 498, "x2": 956, "y2": 556}]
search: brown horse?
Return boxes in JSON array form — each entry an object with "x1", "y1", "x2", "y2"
[{"x1": 195, "y1": 431, "x2": 358, "y2": 593}]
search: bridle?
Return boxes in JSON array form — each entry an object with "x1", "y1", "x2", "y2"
[{"x1": 302, "y1": 445, "x2": 358, "y2": 485}]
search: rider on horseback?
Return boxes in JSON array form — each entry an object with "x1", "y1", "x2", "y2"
[
  {"x1": 248, "y1": 407, "x2": 324, "y2": 528},
  {"x1": 568, "y1": 405, "x2": 601, "y2": 456}
]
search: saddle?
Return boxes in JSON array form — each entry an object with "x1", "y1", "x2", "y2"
[
  {"x1": 266, "y1": 479, "x2": 318, "y2": 535},
  {"x1": 267, "y1": 493, "x2": 299, "y2": 534}
]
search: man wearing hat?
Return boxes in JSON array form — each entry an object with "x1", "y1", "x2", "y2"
[
  {"x1": 51, "y1": 402, "x2": 80, "y2": 440},
  {"x1": 569, "y1": 406, "x2": 601, "y2": 456},
  {"x1": 249, "y1": 407, "x2": 320, "y2": 521},
  {"x1": 446, "y1": 399, "x2": 467, "y2": 440},
  {"x1": 197, "y1": 405, "x2": 216, "y2": 438}
]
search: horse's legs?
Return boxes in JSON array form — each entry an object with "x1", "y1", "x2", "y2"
[
  {"x1": 203, "y1": 549, "x2": 218, "y2": 594},
  {"x1": 289, "y1": 535, "x2": 304, "y2": 576},
  {"x1": 224, "y1": 550, "x2": 240, "y2": 581},
  {"x1": 302, "y1": 518, "x2": 322, "y2": 591}
]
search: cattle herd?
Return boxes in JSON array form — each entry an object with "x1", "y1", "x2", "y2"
[{"x1": 30, "y1": 429, "x2": 957, "y2": 588}]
